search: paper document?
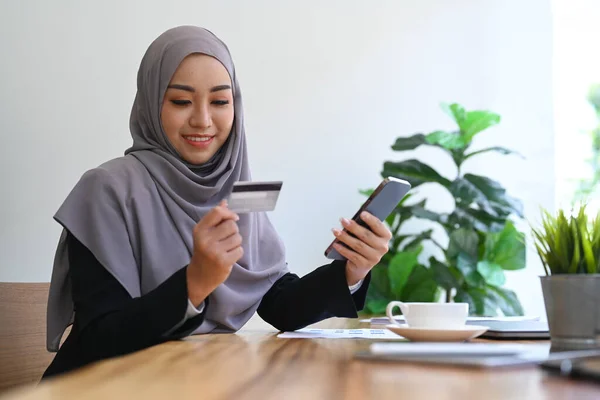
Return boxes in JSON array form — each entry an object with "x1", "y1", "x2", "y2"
[
  {"x1": 277, "y1": 328, "x2": 402, "y2": 340},
  {"x1": 355, "y1": 343, "x2": 555, "y2": 368},
  {"x1": 364, "y1": 315, "x2": 541, "y2": 325},
  {"x1": 369, "y1": 342, "x2": 546, "y2": 356}
]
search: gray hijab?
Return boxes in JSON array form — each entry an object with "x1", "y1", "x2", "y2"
[{"x1": 46, "y1": 26, "x2": 289, "y2": 351}]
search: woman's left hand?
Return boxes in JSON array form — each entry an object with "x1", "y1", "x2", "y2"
[{"x1": 332, "y1": 211, "x2": 392, "y2": 286}]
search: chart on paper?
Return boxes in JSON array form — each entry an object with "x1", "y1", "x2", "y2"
[
  {"x1": 277, "y1": 328, "x2": 403, "y2": 340},
  {"x1": 364, "y1": 315, "x2": 541, "y2": 325}
]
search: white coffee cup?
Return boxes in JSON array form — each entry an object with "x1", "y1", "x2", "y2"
[{"x1": 386, "y1": 301, "x2": 469, "y2": 329}]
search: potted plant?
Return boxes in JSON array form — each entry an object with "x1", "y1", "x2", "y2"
[
  {"x1": 532, "y1": 205, "x2": 600, "y2": 349},
  {"x1": 362, "y1": 102, "x2": 527, "y2": 316}
]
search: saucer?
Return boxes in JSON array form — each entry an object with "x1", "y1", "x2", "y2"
[{"x1": 386, "y1": 324, "x2": 489, "y2": 342}]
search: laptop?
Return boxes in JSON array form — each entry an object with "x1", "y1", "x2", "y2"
[
  {"x1": 466, "y1": 320, "x2": 550, "y2": 340},
  {"x1": 355, "y1": 346, "x2": 600, "y2": 370}
]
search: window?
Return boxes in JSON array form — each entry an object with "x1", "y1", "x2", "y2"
[{"x1": 553, "y1": 0, "x2": 600, "y2": 212}]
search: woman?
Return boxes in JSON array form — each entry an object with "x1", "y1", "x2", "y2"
[{"x1": 43, "y1": 26, "x2": 391, "y2": 379}]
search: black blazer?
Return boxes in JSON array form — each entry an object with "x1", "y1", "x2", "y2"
[{"x1": 42, "y1": 233, "x2": 370, "y2": 379}]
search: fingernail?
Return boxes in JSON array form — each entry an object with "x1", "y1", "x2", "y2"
[
  {"x1": 332, "y1": 228, "x2": 341, "y2": 236},
  {"x1": 340, "y1": 217, "x2": 350, "y2": 225},
  {"x1": 234, "y1": 214, "x2": 240, "y2": 221},
  {"x1": 360, "y1": 211, "x2": 368, "y2": 219}
]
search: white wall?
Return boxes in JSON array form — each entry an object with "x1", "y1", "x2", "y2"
[{"x1": 0, "y1": 0, "x2": 553, "y2": 317}]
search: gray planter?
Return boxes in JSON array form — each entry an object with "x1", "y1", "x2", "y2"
[{"x1": 540, "y1": 275, "x2": 600, "y2": 350}]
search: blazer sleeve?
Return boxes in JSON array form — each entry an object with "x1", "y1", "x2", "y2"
[
  {"x1": 257, "y1": 260, "x2": 371, "y2": 332},
  {"x1": 44, "y1": 232, "x2": 207, "y2": 378}
]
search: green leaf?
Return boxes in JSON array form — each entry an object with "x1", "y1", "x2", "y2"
[
  {"x1": 463, "y1": 174, "x2": 523, "y2": 218},
  {"x1": 400, "y1": 230, "x2": 433, "y2": 251},
  {"x1": 449, "y1": 148, "x2": 468, "y2": 168},
  {"x1": 462, "y1": 208, "x2": 506, "y2": 232},
  {"x1": 494, "y1": 195, "x2": 524, "y2": 218},
  {"x1": 397, "y1": 192, "x2": 415, "y2": 206},
  {"x1": 588, "y1": 83, "x2": 600, "y2": 112},
  {"x1": 389, "y1": 208, "x2": 417, "y2": 238},
  {"x1": 447, "y1": 228, "x2": 479, "y2": 260},
  {"x1": 388, "y1": 249, "x2": 421, "y2": 298},
  {"x1": 455, "y1": 288, "x2": 498, "y2": 316},
  {"x1": 454, "y1": 289, "x2": 478, "y2": 315},
  {"x1": 380, "y1": 252, "x2": 396, "y2": 268},
  {"x1": 487, "y1": 286, "x2": 524, "y2": 316},
  {"x1": 448, "y1": 265, "x2": 464, "y2": 283},
  {"x1": 441, "y1": 103, "x2": 500, "y2": 143},
  {"x1": 476, "y1": 261, "x2": 506, "y2": 286},
  {"x1": 425, "y1": 130, "x2": 466, "y2": 150},
  {"x1": 405, "y1": 281, "x2": 439, "y2": 302},
  {"x1": 365, "y1": 299, "x2": 389, "y2": 314},
  {"x1": 579, "y1": 213, "x2": 596, "y2": 274},
  {"x1": 447, "y1": 207, "x2": 505, "y2": 233},
  {"x1": 469, "y1": 288, "x2": 500, "y2": 316},
  {"x1": 429, "y1": 257, "x2": 460, "y2": 291},
  {"x1": 463, "y1": 174, "x2": 505, "y2": 199},
  {"x1": 441, "y1": 103, "x2": 466, "y2": 126},
  {"x1": 391, "y1": 134, "x2": 427, "y2": 151},
  {"x1": 411, "y1": 206, "x2": 443, "y2": 223},
  {"x1": 400, "y1": 198, "x2": 426, "y2": 212},
  {"x1": 567, "y1": 208, "x2": 584, "y2": 274},
  {"x1": 463, "y1": 146, "x2": 524, "y2": 161},
  {"x1": 483, "y1": 221, "x2": 526, "y2": 270},
  {"x1": 382, "y1": 159, "x2": 452, "y2": 188},
  {"x1": 391, "y1": 234, "x2": 412, "y2": 252},
  {"x1": 369, "y1": 263, "x2": 392, "y2": 298},
  {"x1": 592, "y1": 213, "x2": 600, "y2": 273},
  {"x1": 456, "y1": 253, "x2": 485, "y2": 287},
  {"x1": 385, "y1": 213, "x2": 397, "y2": 228},
  {"x1": 460, "y1": 110, "x2": 501, "y2": 142},
  {"x1": 445, "y1": 209, "x2": 486, "y2": 232},
  {"x1": 402, "y1": 264, "x2": 438, "y2": 302},
  {"x1": 365, "y1": 261, "x2": 397, "y2": 314},
  {"x1": 450, "y1": 178, "x2": 496, "y2": 215},
  {"x1": 359, "y1": 188, "x2": 374, "y2": 197}
]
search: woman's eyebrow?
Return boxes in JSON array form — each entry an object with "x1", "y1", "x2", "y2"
[
  {"x1": 166, "y1": 84, "x2": 231, "y2": 93},
  {"x1": 210, "y1": 84, "x2": 232, "y2": 93},
  {"x1": 167, "y1": 84, "x2": 195, "y2": 92}
]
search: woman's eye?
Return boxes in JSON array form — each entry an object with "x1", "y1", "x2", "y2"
[
  {"x1": 171, "y1": 99, "x2": 191, "y2": 106},
  {"x1": 212, "y1": 100, "x2": 230, "y2": 106}
]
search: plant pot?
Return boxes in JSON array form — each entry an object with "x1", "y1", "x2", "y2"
[{"x1": 540, "y1": 275, "x2": 600, "y2": 350}]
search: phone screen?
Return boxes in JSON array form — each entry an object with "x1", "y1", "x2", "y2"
[{"x1": 324, "y1": 177, "x2": 411, "y2": 260}]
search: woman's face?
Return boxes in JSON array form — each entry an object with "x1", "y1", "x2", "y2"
[{"x1": 161, "y1": 54, "x2": 234, "y2": 165}]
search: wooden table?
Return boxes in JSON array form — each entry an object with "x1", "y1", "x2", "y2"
[{"x1": 2, "y1": 317, "x2": 599, "y2": 400}]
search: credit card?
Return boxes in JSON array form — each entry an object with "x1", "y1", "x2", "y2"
[{"x1": 227, "y1": 181, "x2": 283, "y2": 213}]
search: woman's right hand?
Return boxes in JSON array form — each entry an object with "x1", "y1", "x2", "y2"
[{"x1": 187, "y1": 200, "x2": 243, "y2": 306}]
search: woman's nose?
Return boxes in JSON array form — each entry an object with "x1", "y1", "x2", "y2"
[{"x1": 189, "y1": 102, "x2": 212, "y2": 129}]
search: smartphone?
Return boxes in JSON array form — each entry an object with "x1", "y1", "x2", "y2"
[{"x1": 324, "y1": 177, "x2": 411, "y2": 260}]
